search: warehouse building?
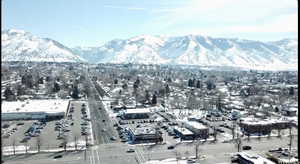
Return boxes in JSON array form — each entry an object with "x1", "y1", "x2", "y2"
[{"x1": 2, "y1": 99, "x2": 69, "y2": 121}]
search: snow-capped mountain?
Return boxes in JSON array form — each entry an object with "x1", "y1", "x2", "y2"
[
  {"x1": 74, "y1": 35, "x2": 297, "y2": 70},
  {"x1": 2, "y1": 29, "x2": 86, "y2": 63},
  {"x1": 2, "y1": 29, "x2": 297, "y2": 70}
]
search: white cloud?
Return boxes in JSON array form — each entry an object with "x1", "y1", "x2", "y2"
[{"x1": 146, "y1": 0, "x2": 298, "y2": 34}]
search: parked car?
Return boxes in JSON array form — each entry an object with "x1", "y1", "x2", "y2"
[
  {"x1": 17, "y1": 122, "x2": 24, "y2": 126},
  {"x1": 242, "y1": 145, "x2": 252, "y2": 150},
  {"x1": 53, "y1": 155, "x2": 63, "y2": 159},
  {"x1": 167, "y1": 145, "x2": 175, "y2": 149},
  {"x1": 110, "y1": 136, "x2": 117, "y2": 141},
  {"x1": 126, "y1": 148, "x2": 135, "y2": 153}
]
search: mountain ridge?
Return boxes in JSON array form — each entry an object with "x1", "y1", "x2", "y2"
[{"x1": 1, "y1": 29, "x2": 298, "y2": 70}]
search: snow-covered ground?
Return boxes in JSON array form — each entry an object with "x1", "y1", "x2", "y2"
[{"x1": 143, "y1": 157, "x2": 204, "y2": 164}]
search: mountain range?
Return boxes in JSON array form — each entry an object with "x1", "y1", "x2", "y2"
[{"x1": 2, "y1": 29, "x2": 298, "y2": 70}]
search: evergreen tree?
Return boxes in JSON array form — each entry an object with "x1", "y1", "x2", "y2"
[
  {"x1": 4, "y1": 87, "x2": 14, "y2": 100},
  {"x1": 188, "y1": 79, "x2": 192, "y2": 87},
  {"x1": 53, "y1": 82, "x2": 60, "y2": 93},
  {"x1": 145, "y1": 90, "x2": 150, "y2": 102},
  {"x1": 114, "y1": 79, "x2": 118, "y2": 84},
  {"x1": 151, "y1": 93, "x2": 157, "y2": 105},
  {"x1": 165, "y1": 84, "x2": 170, "y2": 96},
  {"x1": 289, "y1": 87, "x2": 294, "y2": 95},
  {"x1": 71, "y1": 86, "x2": 80, "y2": 99},
  {"x1": 122, "y1": 83, "x2": 128, "y2": 90},
  {"x1": 196, "y1": 80, "x2": 201, "y2": 88}
]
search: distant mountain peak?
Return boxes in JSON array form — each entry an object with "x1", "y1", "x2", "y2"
[
  {"x1": 1, "y1": 29, "x2": 297, "y2": 70},
  {"x1": 2, "y1": 29, "x2": 86, "y2": 63}
]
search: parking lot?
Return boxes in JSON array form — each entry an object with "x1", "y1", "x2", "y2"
[{"x1": 2, "y1": 101, "x2": 94, "y2": 153}]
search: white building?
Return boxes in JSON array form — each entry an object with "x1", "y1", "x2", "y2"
[
  {"x1": 120, "y1": 108, "x2": 152, "y2": 119},
  {"x1": 2, "y1": 99, "x2": 69, "y2": 121}
]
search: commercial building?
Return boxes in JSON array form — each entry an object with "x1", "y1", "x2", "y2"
[
  {"x1": 120, "y1": 108, "x2": 152, "y2": 120},
  {"x1": 239, "y1": 118, "x2": 292, "y2": 135},
  {"x1": 127, "y1": 126, "x2": 162, "y2": 144},
  {"x1": 184, "y1": 121, "x2": 209, "y2": 139},
  {"x1": 266, "y1": 150, "x2": 299, "y2": 164},
  {"x1": 282, "y1": 108, "x2": 297, "y2": 117},
  {"x1": 173, "y1": 126, "x2": 194, "y2": 140},
  {"x1": 1, "y1": 99, "x2": 69, "y2": 121}
]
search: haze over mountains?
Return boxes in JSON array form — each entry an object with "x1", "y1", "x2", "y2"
[{"x1": 2, "y1": 29, "x2": 298, "y2": 70}]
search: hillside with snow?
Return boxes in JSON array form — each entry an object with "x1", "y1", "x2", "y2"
[
  {"x1": 1, "y1": 29, "x2": 86, "y2": 63},
  {"x1": 74, "y1": 35, "x2": 297, "y2": 70},
  {"x1": 1, "y1": 29, "x2": 297, "y2": 70}
]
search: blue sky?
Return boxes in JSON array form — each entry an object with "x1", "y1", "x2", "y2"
[{"x1": 2, "y1": 0, "x2": 298, "y2": 47}]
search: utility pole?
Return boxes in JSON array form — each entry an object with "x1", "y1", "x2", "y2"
[
  {"x1": 195, "y1": 140, "x2": 201, "y2": 159},
  {"x1": 232, "y1": 121, "x2": 236, "y2": 140},
  {"x1": 289, "y1": 124, "x2": 293, "y2": 162},
  {"x1": 236, "y1": 132, "x2": 242, "y2": 152}
]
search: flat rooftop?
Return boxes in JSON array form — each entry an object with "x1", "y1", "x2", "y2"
[
  {"x1": 125, "y1": 108, "x2": 151, "y2": 114},
  {"x1": 240, "y1": 118, "x2": 291, "y2": 125},
  {"x1": 185, "y1": 121, "x2": 207, "y2": 129},
  {"x1": 2, "y1": 99, "x2": 69, "y2": 114},
  {"x1": 130, "y1": 126, "x2": 157, "y2": 135},
  {"x1": 238, "y1": 152, "x2": 275, "y2": 164},
  {"x1": 173, "y1": 126, "x2": 194, "y2": 135}
]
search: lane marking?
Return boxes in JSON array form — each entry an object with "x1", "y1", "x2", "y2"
[{"x1": 96, "y1": 149, "x2": 101, "y2": 164}]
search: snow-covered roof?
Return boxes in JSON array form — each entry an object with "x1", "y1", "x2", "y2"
[
  {"x1": 238, "y1": 152, "x2": 275, "y2": 164},
  {"x1": 125, "y1": 108, "x2": 151, "y2": 114},
  {"x1": 240, "y1": 118, "x2": 290, "y2": 125},
  {"x1": 130, "y1": 126, "x2": 157, "y2": 135},
  {"x1": 2, "y1": 99, "x2": 69, "y2": 114},
  {"x1": 184, "y1": 121, "x2": 207, "y2": 130},
  {"x1": 173, "y1": 126, "x2": 193, "y2": 135}
]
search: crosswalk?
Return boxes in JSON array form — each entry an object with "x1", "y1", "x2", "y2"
[{"x1": 89, "y1": 149, "x2": 101, "y2": 164}]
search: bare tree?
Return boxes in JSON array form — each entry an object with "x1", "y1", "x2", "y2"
[
  {"x1": 235, "y1": 133, "x2": 242, "y2": 152},
  {"x1": 213, "y1": 126, "x2": 218, "y2": 142},
  {"x1": 277, "y1": 128, "x2": 282, "y2": 138},
  {"x1": 12, "y1": 138, "x2": 16, "y2": 155},
  {"x1": 74, "y1": 135, "x2": 78, "y2": 151},
  {"x1": 175, "y1": 151, "x2": 181, "y2": 164},
  {"x1": 25, "y1": 140, "x2": 28, "y2": 154},
  {"x1": 62, "y1": 137, "x2": 68, "y2": 152},
  {"x1": 36, "y1": 136, "x2": 42, "y2": 153},
  {"x1": 195, "y1": 140, "x2": 201, "y2": 159},
  {"x1": 231, "y1": 122, "x2": 236, "y2": 140}
]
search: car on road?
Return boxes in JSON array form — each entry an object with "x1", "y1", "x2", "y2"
[
  {"x1": 53, "y1": 155, "x2": 63, "y2": 159},
  {"x1": 187, "y1": 159, "x2": 196, "y2": 163},
  {"x1": 167, "y1": 145, "x2": 175, "y2": 150},
  {"x1": 126, "y1": 148, "x2": 135, "y2": 153},
  {"x1": 110, "y1": 136, "x2": 117, "y2": 141},
  {"x1": 17, "y1": 122, "x2": 24, "y2": 126},
  {"x1": 121, "y1": 138, "x2": 127, "y2": 142},
  {"x1": 216, "y1": 128, "x2": 225, "y2": 133},
  {"x1": 101, "y1": 128, "x2": 106, "y2": 132},
  {"x1": 242, "y1": 145, "x2": 252, "y2": 150}
]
